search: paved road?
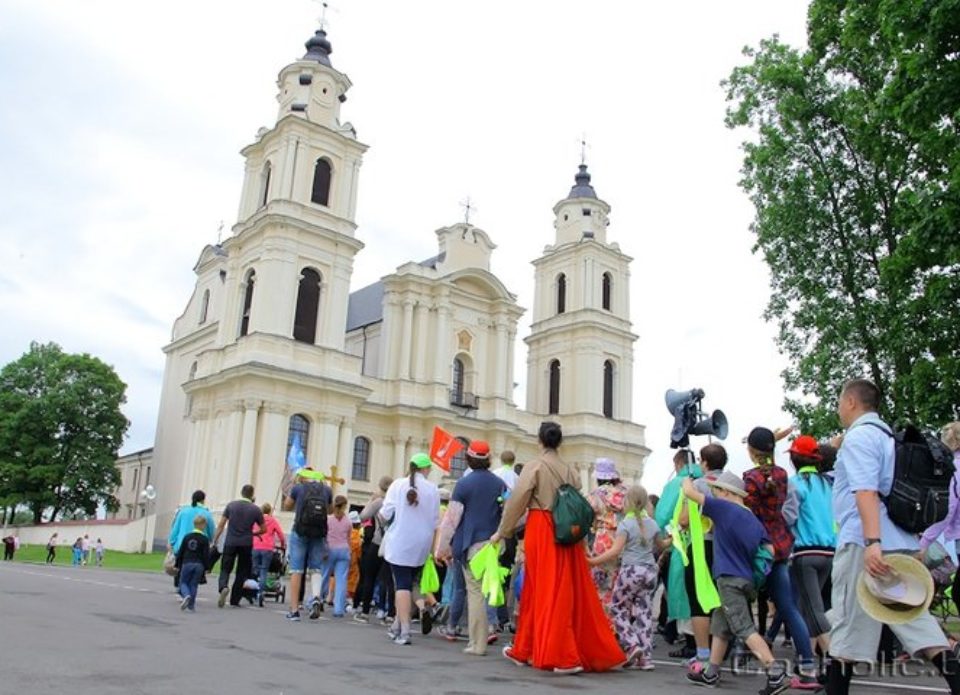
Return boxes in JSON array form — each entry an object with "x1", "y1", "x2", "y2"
[{"x1": 0, "y1": 561, "x2": 950, "y2": 694}]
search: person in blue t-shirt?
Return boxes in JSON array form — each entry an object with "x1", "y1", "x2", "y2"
[
  {"x1": 682, "y1": 471, "x2": 786, "y2": 695},
  {"x1": 436, "y1": 440, "x2": 506, "y2": 656}
]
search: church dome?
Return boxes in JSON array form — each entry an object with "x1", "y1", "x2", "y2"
[
  {"x1": 303, "y1": 29, "x2": 333, "y2": 67},
  {"x1": 567, "y1": 164, "x2": 597, "y2": 200}
]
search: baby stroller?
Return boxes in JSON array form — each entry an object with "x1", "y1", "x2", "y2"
[
  {"x1": 262, "y1": 548, "x2": 288, "y2": 604},
  {"x1": 925, "y1": 541, "x2": 958, "y2": 626}
]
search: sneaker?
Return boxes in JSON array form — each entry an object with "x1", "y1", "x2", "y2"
[
  {"x1": 386, "y1": 624, "x2": 400, "y2": 641},
  {"x1": 420, "y1": 607, "x2": 434, "y2": 635},
  {"x1": 308, "y1": 599, "x2": 322, "y2": 620},
  {"x1": 353, "y1": 612, "x2": 370, "y2": 624},
  {"x1": 438, "y1": 625, "x2": 462, "y2": 642},
  {"x1": 553, "y1": 665, "x2": 584, "y2": 675},
  {"x1": 376, "y1": 609, "x2": 386, "y2": 620},
  {"x1": 285, "y1": 610, "x2": 301, "y2": 622},
  {"x1": 463, "y1": 645, "x2": 486, "y2": 656},
  {"x1": 789, "y1": 674, "x2": 823, "y2": 691},
  {"x1": 393, "y1": 633, "x2": 412, "y2": 646},
  {"x1": 486, "y1": 628, "x2": 499, "y2": 645},
  {"x1": 686, "y1": 668, "x2": 719, "y2": 688},
  {"x1": 180, "y1": 596, "x2": 190, "y2": 611},
  {"x1": 378, "y1": 616, "x2": 393, "y2": 626},
  {"x1": 217, "y1": 587, "x2": 229, "y2": 608},
  {"x1": 636, "y1": 658, "x2": 655, "y2": 671},
  {"x1": 503, "y1": 645, "x2": 527, "y2": 667},
  {"x1": 759, "y1": 672, "x2": 788, "y2": 695}
]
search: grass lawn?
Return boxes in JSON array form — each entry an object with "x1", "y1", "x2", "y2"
[{"x1": 11, "y1": 544, "x2": 166, "y2": 572}]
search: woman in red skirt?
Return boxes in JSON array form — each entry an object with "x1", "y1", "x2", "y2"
[{"x1": 490, "y1": 421, "x2": 626, "y2": 674}]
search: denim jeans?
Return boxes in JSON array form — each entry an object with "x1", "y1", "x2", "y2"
[
  {"x1": 320, "y1": 546, "x2": 350, "y2": 615},
  {"x1": 252, "y1": 549, "x2": 274, "y2": 595},
  {"x1": 179, "y1": 562, "x2": 204, "y2": 609},
  {"x1": 766, "y1": 560, "x2": 814, "y2": 666}
]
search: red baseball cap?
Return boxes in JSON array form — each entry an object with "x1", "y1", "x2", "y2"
[
  {"x1": 467, "y1": 440, "x2": 490, "y2": 459},
  {"x1": 788, "y1": 435, "x2": 821, "y2": 460}
]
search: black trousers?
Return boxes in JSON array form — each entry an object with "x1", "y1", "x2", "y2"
[
  {"x1": 46, "y1": 547, "x2": 56, "y2": 564},
  {"x1": 357, "y1": 543, "x2": 383, "y2": 615},
  {"x1": 3, "y1": 544, "x2": 14, "y2": 560},
  {"x1": 219, "y1": 545, "x2": 253, "y2": 606}
]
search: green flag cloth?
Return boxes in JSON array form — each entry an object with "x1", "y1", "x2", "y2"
[
  {"x1": 420, "y1": 555, "x2": 440, "y2": 594},
  {"x1": 667, "y1": 492, "x2": 692, "y2": 620},
  {"x1": 469, "y1": 543, "x2": 510, "y2": 607},
  {"x1": 687, "y1": 499, "x2": 720, "y2": 612}
]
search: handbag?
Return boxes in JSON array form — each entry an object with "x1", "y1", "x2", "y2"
[{"x1": 163, "y1": 550, "x2": 178, "y2": 577}]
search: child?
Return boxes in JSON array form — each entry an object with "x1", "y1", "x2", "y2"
[
  {"x1": 587, "y1": 485, "x2": 663, "y2": 670},
  {"x1": 176, "y1": 515, "x2": 211, "y2": 611},
  {"x1": 72, "y1": 538, "x2": 83, "y2": 566},
  {"x1": 95, "y1": 538, "x2": 105, "y2": 567},
  {"x1": 681, "y1": 472, "x2": 785, "y2": 695}
]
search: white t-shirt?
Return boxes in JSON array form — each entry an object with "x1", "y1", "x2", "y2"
[
  {"x1": 494, "y1": 465, "x2": 519, "y2": 491},
  {"x1": 381, "y1": 473, "x2": 440, "y2": 568}
]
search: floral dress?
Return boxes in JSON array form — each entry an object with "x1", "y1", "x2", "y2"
[{"x1": 588, "y1": 483, "x2": 628, "y2": 605}]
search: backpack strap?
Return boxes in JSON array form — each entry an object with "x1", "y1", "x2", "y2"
[{"x1": 857, "y1": 421, "x2": 894, "y2": 438}]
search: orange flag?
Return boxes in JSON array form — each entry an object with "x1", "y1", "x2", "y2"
[{"x1": 430, "y1": 426, "x2": 463, "y2": 473}]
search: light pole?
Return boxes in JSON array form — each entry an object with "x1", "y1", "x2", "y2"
[{"x1": 139, "y1": 484, "x2": 156, "y2": 554}]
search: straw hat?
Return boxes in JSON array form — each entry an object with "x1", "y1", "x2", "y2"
[
  {"x1": 856, "y1": 554, "x2": 934, "y2": 625},
  {"x1": 706, "y1": 470, "x2": 748, "y2": 498}
]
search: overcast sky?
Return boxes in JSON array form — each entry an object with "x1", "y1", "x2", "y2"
[{"x1": 0, "y1": 0, "x2": 813, "y2": 494}]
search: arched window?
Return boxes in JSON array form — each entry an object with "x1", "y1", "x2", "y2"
[
  {"x1": 603, "y1": 360, "x2": 614, "y2": 418},
  {"x1": 311, "y1": 158, "x2": 332, "y2": 206},
  {"x1": 352, "y1": 436, "x2": 371, "y2": 481},
  {"x1": 188, "y1": 361, "x2": 198, "y2": 380},
  {"x1": 450, "y1": 436, "x2": 470, "y2": 479},
  {"x1": 199, "y1": 289, "x2": 210, "y2": 324},
  {"x1": 259, "y1": 161, "x2": 272, "y2": 208},
  {"x1": 556, "y1": 273, "x2": 566, "y2": 315},
  {"x1": 286, "y1": 414, "x2": 310, "y2": 466},
  {"x1": 451, "y1": 357, "x2": 465, "y2": 404},
  {"x1": 239, "y1": 269, "x2": 255, "y2": 337},
  {"x1": 549, "y1": 359, "x2": 561, "y2": 415},
  {"x1": 602, "y1": 272, "x2": 612, "y2": 311},
  {"x1": 293, "y1": 267, "x2": 322, "y2": 344}
]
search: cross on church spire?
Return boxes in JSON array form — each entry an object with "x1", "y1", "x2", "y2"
[
  {"x1": 216, "y1": 220, "x2": 224, "y2": 244},
  {"x1": 459, "y1": 196, "x2": 476, "y2": 225},
  {"x1": 313, "y1": 0, "x2": 338, "y2": 31},
  {"x1": 579, "y1": 132, "x2": 590, "y2": 166}
]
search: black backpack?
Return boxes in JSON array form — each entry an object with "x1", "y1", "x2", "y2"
[
  {"x1": 294, "y1": 483, "x2": 329, "y2": 539},
  {"x1": 865, "y1": 423, "x2": 956, "y2": 534}
]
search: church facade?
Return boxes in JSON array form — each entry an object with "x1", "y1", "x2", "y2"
[{"x1": 150, "y1": 27, "x2": 649, "y2": 537}]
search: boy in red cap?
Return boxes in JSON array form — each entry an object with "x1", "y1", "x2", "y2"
[{"x1": 436, "y1": 439, "x2": 507, "y2": 655}]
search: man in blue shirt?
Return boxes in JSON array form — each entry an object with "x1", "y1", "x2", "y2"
[{"x1": 827, "y1": 379, "x2": 959, "y2": 695}]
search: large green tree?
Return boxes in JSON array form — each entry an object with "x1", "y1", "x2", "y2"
[
  {"x1": 724, "y1": 0, "x2": 960, "y2": 436},
  {"x1": 0, "y1": 342, "x2": 128, "y2": 522}
]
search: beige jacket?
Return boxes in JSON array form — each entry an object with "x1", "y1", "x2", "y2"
[{"x1": 496, "y1": 449, "x2": 581, "y2": 538}]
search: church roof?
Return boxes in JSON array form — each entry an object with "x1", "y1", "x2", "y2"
[
  {"x1": 567, "y1": 164, "x2": 598, "y2": 200},
  {"x1": 346, "y1": 280, "x2": 384, "y2": 331},
  {"x1": 303, "y1": 28, "x2": 333, "y2": 67}
]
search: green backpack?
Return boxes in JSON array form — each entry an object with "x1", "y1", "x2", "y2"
[{"x1": 540, "y1": 460, "x2": 595, "y2": 545}]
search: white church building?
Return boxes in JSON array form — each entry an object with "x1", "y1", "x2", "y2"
[{"x1": 149, "y1": 26, "x2": 649, "y2": 538}]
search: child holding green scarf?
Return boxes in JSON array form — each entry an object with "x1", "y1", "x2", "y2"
[{"x1": 587, "y1": 485, "x2": 664, "y2": 671}]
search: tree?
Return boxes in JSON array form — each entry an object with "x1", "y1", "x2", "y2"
[
  {"x1": 724, "y1": 0, "x2": 960, "y2": 436},
  {"x1": 0, "y1": 342, "x2": 128, "y2": 522}
]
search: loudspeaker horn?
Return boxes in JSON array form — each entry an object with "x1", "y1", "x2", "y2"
[
  {"x1": 664, "y1": 388, "x2": 705, "y2": 415},
  {"x1": 690, "y1": 409, "x2": 729, "y2": 440},
  {"x1": 141, "y1": 484, "x2": 157, "y2": 501}
]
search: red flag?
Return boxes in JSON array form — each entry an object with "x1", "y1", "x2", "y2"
[{"x1": 430, "y1": 426, "x2": 463, "y2": 473}]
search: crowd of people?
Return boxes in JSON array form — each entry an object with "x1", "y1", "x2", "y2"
[{"x1": 163, "y1": 377, "x2": 960, "y2": 695}]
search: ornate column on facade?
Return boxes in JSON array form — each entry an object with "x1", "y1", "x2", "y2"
[
  {"x1": 433, "y1": 302, "x2": 451, "y2": 383},
  {"x1": 236, "y1": 399, "x2": 261, "y2": 492},
  {"x1": 398, "y1": 299, "x2": 415, "y2": 380},
  {"x1": 218, "y1": 404, "x2": 245, "y2": 507},
  {"x1": 413, "y1": 301, "x2": 430, "y2": 381},
  {"x1": 495, "y1": 317, "x2": 509, "y2": 399},
  {"x1": 180, "y1": 408, "x2": 208, "y2": 503},
  {"x1": 392, "y1": 437, "x2": 406, "y2": 478},
  {"x1": 337, "y1": 418, "x2": 354, "y2": 493},
  {"x1": 319, "y1": 415, "x2": 340, "y2": 489},
  {"x1": 256, "y1": 403, "x2": 289, "y2": 510}
]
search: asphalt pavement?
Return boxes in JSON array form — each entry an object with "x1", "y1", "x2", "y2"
[{"x1": 0, "y1": 561, "x2": 950, "y2": 694}]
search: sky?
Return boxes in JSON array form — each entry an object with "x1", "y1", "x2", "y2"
[{"x1": 0, "y1": 0, "x2": 813, "y2": 495}]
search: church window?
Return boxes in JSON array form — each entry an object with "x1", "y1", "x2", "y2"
[
  {"x1": 602, "y1": 272, "x2": 612, "y2": 311},
  {"x1": 293, "y1": 267, "x2": 322, "y2": 344},
  {"x1": 450, "y1": 436, "x2": 470, "y2": 479},
  {"x1": 549, "y1": 360, "x2": 561, "y2": 415},
  {"x1": 239, "y1": 269, "x2": 256, "y2": 337},
  {"x1": 259, "y1": 161, "x2": 272, "y2": 208},
  {"x1": 556, "y1": 273, "x2": 566, "y2": 315},
  {"x1": 287, "y1": 414, "x2": 310, "y2": 463},
  {"x1": 352, "y1": 436, "x2": 371, "y2": 481},
  {"x1": 311, "y1": 158, "x2": 332, "y2": 206},
  {"x1": 199, "y1": 289, "x2": 210, "y2": 324},
  {"x1": 451, "y1": 357, "x2": 465, "y2": 404},
  {"x1": 603, "y1": 360, "x2": 615, "y2": 418},
  {"x1": 582, "y1": 208, "x2": 591, "y2": 216}
]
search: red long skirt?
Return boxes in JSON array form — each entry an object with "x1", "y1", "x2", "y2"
[{"x1": 512, "y1": 510, "x2": 626, "y2": 671}]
